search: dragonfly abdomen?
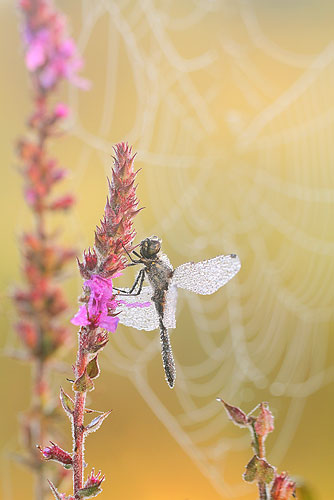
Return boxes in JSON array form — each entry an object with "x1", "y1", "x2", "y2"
[{"x1": 158, "y1": 318, "x2": 176, "y2": 388}]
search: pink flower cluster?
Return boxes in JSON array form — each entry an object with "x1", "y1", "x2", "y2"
[
  {"x1": 20, "y1": 0, "x2": 89, "y2": 91},
  {"x1": 14, "y1": 1, "x2": 88, "y2": 495},
  {"x1": 71, "y1": 275, "x2": 120, "y2": 333},
  {"x1": 71, "y1": 274, "x2": 149, "y2": 332}
]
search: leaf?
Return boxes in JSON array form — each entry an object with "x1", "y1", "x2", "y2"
[
  {"x1": 243, "y1": 455, "x2": 258, "y2": 482},
  {"x1": 84, "y1": 410, "x2": 112, "y2": 435},
  {"x1": 85, "y1": 408, "x2": 104, "y2": 414},
  {"x1": 217, "y1": 398, "x2": 248, "y2": 427},
  {"x1": 47, "y1": 480, "x2": 65, "y2": 500},
  {"x1": 77, "y1": 485, "x2": 102, "y2": 498},
  {"x1": 258, "y1": 459, "x2": 275, "y2": 484},
  {"x1": 73, "y1": 368, "x2": 94, "y2": 392},
  {"x1": 243, "y1": 455, "x2": 276, "y2": 484},
  {"x1": 60, "y1": 387, "x2": 74, "y2": 418},
  {"x1": 86, "y1": 355, "x2": 100, "y2": 379}
]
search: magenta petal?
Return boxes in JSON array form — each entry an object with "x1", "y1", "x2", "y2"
[
  {"x1": 71, "y1": 305, "x2": 89, "y2": 326},
  {"x1": 85, "y1": 275, "x2": 114, "y2": 301},
  {"x1": 40, "y1": 65, "x2": 57, "y2": 89},
  {"x1": 60, "y1": 38, "x2": 75, "y2": 57},
  {"x1": 117, "y1": 299, "x2": 151, "y2": 309},
  {"x1": 99, "y1": 314, "x2": 119, "y2": 333},
  {"x1": 26, "y1": 42, "x2": 45, "y2": 70},
  {"x1": 111, "y1": 272, "x2": 123, "y2": 278},
  {"x1": 54, "y1": 103, "x2": 69, "y2": 118}
]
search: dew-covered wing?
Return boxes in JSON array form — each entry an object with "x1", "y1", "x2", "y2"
[
  {"x1": 172, "y1": 254, "x2": 241, "y2": 295},
  {"x1": 163, "y1": 284, "x2": 178, "y2": 329},
  {"x1": 116, "y1": 286, "x2": 159, "y2": 331}
]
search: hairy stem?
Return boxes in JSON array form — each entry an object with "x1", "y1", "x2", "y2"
[
  {"x1": 257, "y1": 435, "x2": 267, "y2": 500},
  {"x1": 72, "y1": 329, "x2": 89, "y2": 497},
  {"x1": 34, "y1": 358, "x2": 47, "y2": 500}
]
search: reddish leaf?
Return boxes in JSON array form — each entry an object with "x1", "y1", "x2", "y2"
[
  {"x1": 217, "y1": 398, "x2": 248, "y2": 427},
  {"x1": 73, "y1": 368, "x2": 94, "y2": 392}
]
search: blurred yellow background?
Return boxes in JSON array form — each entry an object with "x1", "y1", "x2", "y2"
[{"x1": 1, "y1": 1, "x2": 334, "y2": 499}]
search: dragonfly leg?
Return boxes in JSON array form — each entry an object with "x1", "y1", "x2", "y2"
[
  {"x1": 122, "y1": 244, "x2": 142, "y2": 265},
  {"x1": 114, "y1": 268, "x2": 145, "y2": 296}
]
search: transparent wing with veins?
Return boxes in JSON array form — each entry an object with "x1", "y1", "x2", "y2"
[
  {"x1": 172, "y1": 254, "x2": 241, "y2": 295},
  {"x1": 116, "y1": 284, "x2": 158, "y2": 331},
  {"x1": 116, "y1": 254, "x2": 240, "y2": 331},
  {"x1": 116, "y1": 283, "x2": 177, "y2": 330}
]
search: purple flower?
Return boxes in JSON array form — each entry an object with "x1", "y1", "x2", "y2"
[
  {"x1": 21, "y1": 1, "x2": 89, "y2": 91},
  {"x1": 71, "y1": 274, "x2": 151, "y2": 332},
  {"x1": 54, "y1": 102, "x2": 69, "y2": 119},
  {"x1": 71, "y1": 275, "x2": 119, "y2": 332}
]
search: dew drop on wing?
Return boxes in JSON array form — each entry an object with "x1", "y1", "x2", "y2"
[{"x1": 172, "y1": 254, "x2": 241, "y2": 295}]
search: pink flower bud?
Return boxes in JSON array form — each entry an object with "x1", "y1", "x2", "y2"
[
  {"x1": 39, "y1": 441, "x2": 72, "y2": 468},
  {"x1": 254, "y1": 403, "x2": 274, "y2": 438},
  {"x1": 83, "y1": 248, "x2": 98, "y2": 271},
  {"x1": 270, "y1": 472, "x2": 296, "y2": 500},
  {"x1": 81, "y1": 328, "x2": 109, "y2": 354},
  {"x1": 16, "y1": 321, "x2": 38, "y2": 350},
  {"x1": 24, "y1": 187, "x2": 38, "y2": 206},
  {"x1": 19, "y1": 0, "x2": 31, "y2": 11},
  {"x1": 84, "y1": 469, "x2": 105, "y2": 488},
  {"x1": 54, "y1": 103, "x2": 69, "y2": 118},
  {"x1": 49, "y1": 194, "x2": 74, "y2": 210}
]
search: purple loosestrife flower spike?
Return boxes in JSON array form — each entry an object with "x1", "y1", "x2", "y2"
[
  {"x1": 78, "y1": 142, "x2": 141, "y2": 279},
  {"x1": 66, "y1": 143, "x2": 142, "y2": 499},
  {"x1": 13, "y1": 1, "x2": 88, "y2": 499}
]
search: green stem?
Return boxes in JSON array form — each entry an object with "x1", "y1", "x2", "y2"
[{"x1": 250, "y1": 422, "x2": 267, "y2": 500}]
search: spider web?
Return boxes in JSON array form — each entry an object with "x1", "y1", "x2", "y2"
[{"x1": 62, "y1": 0, "x2": 334, "y2": 497}]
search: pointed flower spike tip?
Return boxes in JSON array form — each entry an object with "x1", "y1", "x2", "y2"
[{"x1": 78, "y1": 142, "x2": 141, "y2": 279}]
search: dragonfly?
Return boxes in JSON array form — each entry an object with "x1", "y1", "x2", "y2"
[{"x1": 115, "y1": 236, "x2": 241, "y2": 389}]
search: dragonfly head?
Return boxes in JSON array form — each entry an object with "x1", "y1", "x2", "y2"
[{"x1": 140, "y1": 236, "x2": 161, "y2": 258}]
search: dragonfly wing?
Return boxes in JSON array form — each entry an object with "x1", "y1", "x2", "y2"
[
  {"x1": 116, "y1": 285, "x2": 159, "y2": 331},
  {"x1": 163, "y1": 284, "x2": 178, "y2": 329},
  {"x1": 172, "y1": 254, "x2": 241, "y2": 295}
]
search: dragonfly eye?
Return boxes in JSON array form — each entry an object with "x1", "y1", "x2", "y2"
[{"x1": 140, "y1": 236, "x2": 161, "y2": 258}]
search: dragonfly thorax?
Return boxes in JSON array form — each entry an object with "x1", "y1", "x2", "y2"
[{"x1": 140, "y1": 235, "x2": 161, "y2": 259}]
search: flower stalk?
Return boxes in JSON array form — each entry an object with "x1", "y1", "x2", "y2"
[
  {"x1": 13, "y1": 1, "x2": 87, "y2": 498},
  {"x1": 47, "y1": 143, "x2": 141, "y2": 499},
  {"x1": 217, "y1": 399, "x2": 296, "y2": 500}
]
